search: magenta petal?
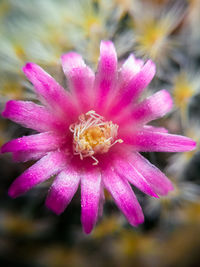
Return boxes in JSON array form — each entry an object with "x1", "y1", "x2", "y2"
[
  {"x1": 61, "y1": 52, "x2": 95, "y2": 112},
  {"x1": 98, "y1": 183, "x2": 105, "y2": 218},
  {"x1": 113, "y1": 156, "x2": 159, "y2": 198},
  {"x1": 8, "y1": 151, "x2": 66, "y2": 198},
  {"x1": 12, "y1": 151, "x2": 47, "y2": 162},
  {"x1": 2, "y1": 100, "x2": 62, "y2": 132},
  {"x1": 125, "y1": 152, "x2": 173, "y2": 196},
  {"x1": 45, "y1": 165, "x2": 80, "y2": 215},
  {"x1": 143, "y1": 125, "x2": 169, "y2": 133},
  {"x1": 109, "y1": 60, "x2": 156, "y2": 116},
  {"x1": 1, "y1": 132, "x2": 64, "y2": 154},
  {"x1": 103, "y1": 167, "x2": 144, "y2": 226},
  {"x1": 81, "y1": 167, "x2": 102, "y2": 234},
  {"x1": 118, "y1": 54, "x2": 144, "y2": 88},
  {"x1": 118, "y1": 90, "x2": 173, "y2": 126},
  {"x1": 22, "y1": 63, "x2": 78, "y2": 119},
  {"x1": 94, "y1": 40, "x2": 117, "y2": 111},
  {"x1": 124, "y1": 129, "x2": 196, "y2": 152}
]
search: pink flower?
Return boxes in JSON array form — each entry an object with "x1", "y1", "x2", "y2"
[{"x1": 1, "y1": 41, "x2": 196, "y2": 234}]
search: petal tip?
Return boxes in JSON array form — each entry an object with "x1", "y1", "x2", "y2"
[
  {"x1": 188, "y1": 140, "x2": 197, "y2": 151},
  {"x1": 152, "y1": 192, "x2": 160, "y2": 198},
  {"x1": 100, "y1": 40, "x2": 116, "y2": 56},
  {"x1": 158, "y1": 181, "x2": 174, "y2": 196},
  {"x1": 163, "y1": 89, "x2": 173, "y2": 109},
  {"x1": 1, "y1": 100, "x2": 14, "y2": 118},
  {"x1": 22, "y1": 62, "x2": 35, "y2": 73},
  {"x1": 132, "y1": 214, "x2": 145, "y2": 226},
  {"x1": 83, "y1": 224, "x2": 93, "y2": 235},
  {"x1": 8, "y1": 186, "x2": 18, "y2": 199},
  {"x1": 61, "y1": 52, "x2": 85, "y2": 74},
  {"x1": 180, "y1": 138, "x2": 197, "y2": 151},
  {"x1": 147, "y1": 59, "x2": 156, "y2": 68},
  {"x1": 45, "y1": 200, "x2": 63, "y2": 215},
  {"x1": 61, "y1": 51, "x2": 82, "y2": 62},
  {"x1": 145, "y1": 59, "x2": 156, "y2": 77},
  {"x1": 1, "y1": 144, "x2": 7, "y2": 154},
  {"x1": 169, "y1": 183, "x2": 174, "y2": 192},
  {"x1": 100, "y1": 40, "x2": 114, "y2": 47}
]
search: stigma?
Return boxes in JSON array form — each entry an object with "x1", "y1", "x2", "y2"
[{"x1": 69, "y1": 110, "x2": 123, "y2": 165}]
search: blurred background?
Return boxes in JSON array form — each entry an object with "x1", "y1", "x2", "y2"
[{"x1": 0, "y1": 0, "x2": 200, "y2": 266}]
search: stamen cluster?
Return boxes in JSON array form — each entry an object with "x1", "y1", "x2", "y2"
[{"x1": 69, "y1": 110, "x2": 123, "y2": 165}]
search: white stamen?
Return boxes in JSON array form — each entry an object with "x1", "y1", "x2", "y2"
[{"x1": 69, "y1": 110, "x2": 123, "y2": 165}]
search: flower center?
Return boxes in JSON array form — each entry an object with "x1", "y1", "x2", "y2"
[{"x1": 69, "y1": 110, "x2": 123, "y2": 165}]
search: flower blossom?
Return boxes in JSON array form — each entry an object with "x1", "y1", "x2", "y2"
[{"x1": 1, "y1": 41, "x2": 196, "y2": 234}]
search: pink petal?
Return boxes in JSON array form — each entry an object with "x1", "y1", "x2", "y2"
[
  {"x1": 143, "y1": 125, "x2": 169, "y2": 133},
  {"x1": 124, "y1": 129, "x2": 196, "y2": 152},
  {"x1": 81, "y1": 166, "x2": 102, "y2": 234},
  {"x1": 1, "y1": 132, "x2": 64, "y2": 153},
  {"x1": 12, "y1": 151, "x2": 47, "y2": 162},
  {"x1": 2, "y1": 100, "x2": 63, "y2": 132},
  {"x1": 118, "y1": 90, "x2": 173, "y2": 126},
  {"x1": 112, "y1": 156, "x2": 159, "y2": 198},
  {"x1": 109, "y1": 60, "x2": 156, "y2": 117},
  {"x1": 118, "y1": 54, "x2": 144, "y2": 88},
  {"x1": 61, "y1": 52, "x2": 95, "y2": 112},
  {"x1": 8, "y1": 151, "x2": 67, "y2": 198},
  {"x1": 94, "y1": 41, "x2": 117, "y2": 112},
  {"x1": 102, "y1": 167, "x2": 144, "y2": 226},
  {"x1": 22, "y1": 63, "x2": 78, "y2": 120},
  {"x1": 45, "y1": 164, "x2": 80, "y2": 215},
  {"x1": 98, "y1": 183, "x2": 105, "y2": 218},
  {"x1": 125, "y1": 152, "x2": 173, "y2": 196}
]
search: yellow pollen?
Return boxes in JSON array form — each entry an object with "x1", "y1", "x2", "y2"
[{"x1": 69, "y1": 110, "x2": 123, "y2": 165}]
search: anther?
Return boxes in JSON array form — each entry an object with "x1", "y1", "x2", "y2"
[{"x1": 69, "y1": 110, "x2": 123, "y2": 165}]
